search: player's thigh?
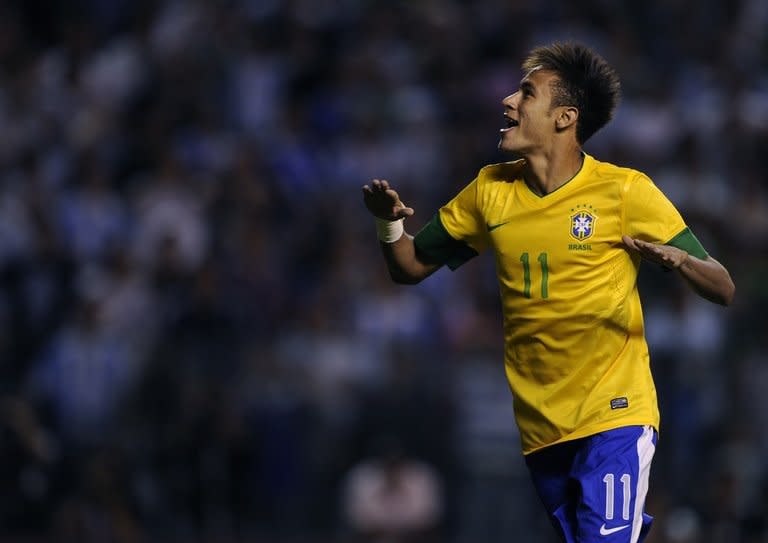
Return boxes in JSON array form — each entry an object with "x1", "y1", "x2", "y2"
[
  {"x1": 573, "y1": 425, "x2": 656, "y2": 543},
  {"x1": 525, "y1": 439, "x2": 582, "y2": 542}
]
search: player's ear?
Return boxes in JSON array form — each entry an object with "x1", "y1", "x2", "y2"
[{"x1": 555, "y1": 106, "x2": 579, "y2": 131}]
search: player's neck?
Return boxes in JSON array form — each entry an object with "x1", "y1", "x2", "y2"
[{"x1": 522, "y1": 147, "x2": 584, "y2": 196}]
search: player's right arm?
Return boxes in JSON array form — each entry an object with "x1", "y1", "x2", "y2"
[{"x1": 362, "y1": 179, "x2": 442, "y2": 284}]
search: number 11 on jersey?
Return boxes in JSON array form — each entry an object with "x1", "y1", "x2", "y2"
[{"x1": 519, "y1": 252, "x2": 549, "y2": 299}]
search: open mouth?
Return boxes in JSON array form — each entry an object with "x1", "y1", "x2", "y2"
[{"x1": 500, "y1": 116, "x2": 519, "y2": 132}]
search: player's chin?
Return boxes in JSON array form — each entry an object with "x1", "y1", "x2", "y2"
[{"x1": 497, "y1": 136, "x2": 518, "y2": 153}]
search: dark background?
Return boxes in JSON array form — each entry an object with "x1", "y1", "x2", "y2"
[{"x1": 0, "y1": 0, "x2": 765, "y2": 542}]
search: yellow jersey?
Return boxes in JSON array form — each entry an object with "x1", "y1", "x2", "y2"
[{"x1": 414, "y1": 154, "x2": 708, "y2": 454}]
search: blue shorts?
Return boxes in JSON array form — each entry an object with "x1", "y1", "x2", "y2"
[{"x1": 525, "y1": 425, "x2": 657, "y2": 543}]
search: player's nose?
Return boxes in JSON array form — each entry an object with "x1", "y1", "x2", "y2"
[{"x1": 502, "y1": 91, "x2": 519, "y2": 109}]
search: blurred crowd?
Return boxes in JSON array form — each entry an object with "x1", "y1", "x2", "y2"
[{"x1": 0, "y1": 0, "x2": 766, "y2": 542}]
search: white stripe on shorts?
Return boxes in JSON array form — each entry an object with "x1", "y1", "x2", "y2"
[{"x1": 630, "y1": 425, "x2": 655, "y2": 542}]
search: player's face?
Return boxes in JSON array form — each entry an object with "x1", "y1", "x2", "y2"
[{"x1": 498, "y1": 68, "x2": 560, "y2": 155}]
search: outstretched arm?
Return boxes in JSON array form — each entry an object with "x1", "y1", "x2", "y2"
[
  {"x1": 622, "y1": 235, "x2": 735, "y2": 306},
  {"x1": 362, "y1": 179, "x2": 442, "y2": 284}
]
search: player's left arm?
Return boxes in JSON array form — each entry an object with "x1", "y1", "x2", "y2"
[{"x1": 622, "y1": 235, "x2": 735, "y2": 306}]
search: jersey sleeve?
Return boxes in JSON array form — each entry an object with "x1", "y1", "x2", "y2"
[
  {"x1": 623, "y1": 173, "x2": 708, "y2": 258},
  {"x1": 665, "y1": 227, "x2": 708, "y2": 259},
  {"x1": 413, "y1": 177, "x2": 490, "y2": 270}
]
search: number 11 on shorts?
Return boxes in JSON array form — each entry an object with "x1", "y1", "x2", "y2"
[{"x1": 603, "y1": 473, "x2": 631, "y2": 520}]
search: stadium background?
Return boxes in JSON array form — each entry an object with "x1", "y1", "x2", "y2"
[{"x1": 0, "y1": 0, "x2": 766, "y2": 542}]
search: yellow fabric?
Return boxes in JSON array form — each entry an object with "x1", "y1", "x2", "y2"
[{"x1": 438, "y1": 154, "x2": 687, "y2": 454}]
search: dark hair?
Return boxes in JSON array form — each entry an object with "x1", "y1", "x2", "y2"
[{"x1": 522, "y1": 42, "x2": 621, "y2": 144}]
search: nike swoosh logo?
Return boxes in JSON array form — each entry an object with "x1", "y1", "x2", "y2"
[
  {"x1": 600, "y1": 524, "x2": 630, "y2": 536},
  {"x1": 487, "y1": 221, "x2": 510, "y2": 232}
]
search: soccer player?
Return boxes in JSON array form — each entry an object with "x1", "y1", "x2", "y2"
[{"x1": 361, "y1": 43, "x2": 735, "y2": 543}]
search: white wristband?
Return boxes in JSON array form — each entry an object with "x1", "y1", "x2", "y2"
[{"x1": 375, "y1": 217, "x2": 404, "y2": 243}]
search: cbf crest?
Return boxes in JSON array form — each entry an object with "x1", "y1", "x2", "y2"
[{"x1": 569, "y1": 204, "x2": 597, "y2": 241}]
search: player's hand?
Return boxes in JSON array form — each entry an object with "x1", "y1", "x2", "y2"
[
  {"x1": 622, "y1": 235, "x2": 689, "y2": 269},
  {"x1": 362, "y1": 179, "x2": 414, "y2": 221}
]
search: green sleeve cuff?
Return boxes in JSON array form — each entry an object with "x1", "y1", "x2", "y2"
[
  {"x1": 413, "y1": 214, "x2": 478, "y2": 270},
  {"x1": 666, "y1": 227, "x2": 709, "y2": 259}
]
